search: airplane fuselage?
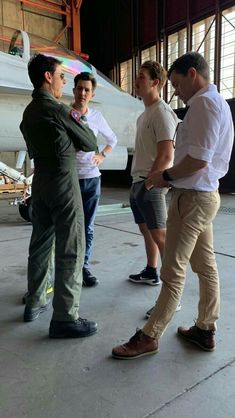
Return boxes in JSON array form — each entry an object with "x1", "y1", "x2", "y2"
[{"x1": 0, "y1": 27, "x2": 143, "y2": 170}]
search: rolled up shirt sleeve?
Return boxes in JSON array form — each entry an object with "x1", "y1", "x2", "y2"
[{"x1": 94, "y1": 112, "x2": 117, "y2": 148}]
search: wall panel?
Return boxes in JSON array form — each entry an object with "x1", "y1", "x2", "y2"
[
  {"x1": 138, "y1": 0, "x2": 158, "y2": 47},
  {"x1": 219, "y1": 0, "x2": 235, "y2": 6},
  {"x1": 23, "y1": 14, "x2": 65, "y2": 43},
  {"x1": 81, "y1": 0, "x2": 116, "y2": 75},
  {"x1": 1, "y1": 0, "x2": 23, "y2": 29},
  {"x1": 165, "y1": 0, "x2": 187, "y2": 29},
  {"x1": 116, "y1": 0, "x2": 133, "y2": 61},
  {"x1": 0, "y1": 0, "x2": 68, "y2": 47},
  {"x1": 190, "y1": 0, "x2": 216, "y2": 20}
]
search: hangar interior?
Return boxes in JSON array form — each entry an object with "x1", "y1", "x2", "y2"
[
  {"x1": 0, "y1": 0, "x2": 235, "y2": 188},
  {"x1": 1, "y1": 0, "x2": 235, "y2": 103}
]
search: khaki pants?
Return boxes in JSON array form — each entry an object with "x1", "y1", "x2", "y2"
[{"x1": 143, "y1": 189, "x2": 221, "y2": 339}]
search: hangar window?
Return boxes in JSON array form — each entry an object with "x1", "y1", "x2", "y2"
[
  {"x1": 220, "y1": 6, "x2": 235, "y2": 99},
  {"x1": 192, "y1": 16, "x2": 215, "y2": 83},
  {"x1": 141, "y1": 46, "x2": 156, "y2": 64},
  {"x1": 120, "y1": 59, "x2": 132, "y2": 94},
  {"x1": 160, "y1": 40, "x2": 164, "y2": 67},
  {"x1": 167, "y1": 29, "x2": 187, "y2": 109}
]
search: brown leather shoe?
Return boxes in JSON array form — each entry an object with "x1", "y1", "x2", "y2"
[
  {"x1": 177, "y1": 325, "x2": 215, "y2": 351},
  {"x1": 112, "y1": 330, "x2": 159, "y2": 359}
]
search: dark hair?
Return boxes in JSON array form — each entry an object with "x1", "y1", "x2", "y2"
[
  {"x1": 74, "y1": 72, "x2": 97, "y2": 90},
  {"x1": 168, "y1": 52, "x2": 210, "y2": 80},
  {"x1": 140, "y1": 60, "x2": 167, "y2": 90},
  {"x1": 28, "y1": 54, "x2": 62, "y2": 89}
]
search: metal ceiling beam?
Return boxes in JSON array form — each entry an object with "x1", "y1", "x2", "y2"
[
  {"x1": 19, "y1": 0, "x2": 85, "y2": 56},
  {"x1": 70, "y1": 0, "x2": 82, "y2": 54}
]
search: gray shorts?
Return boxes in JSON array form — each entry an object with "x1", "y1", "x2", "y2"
[{"x1": 130, "y1": 181, "x2": 168, "y2": 229}]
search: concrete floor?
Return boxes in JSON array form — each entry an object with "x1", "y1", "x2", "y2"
[{"x1": 0, "y1": 189, "x2": 235, "y2": 418}]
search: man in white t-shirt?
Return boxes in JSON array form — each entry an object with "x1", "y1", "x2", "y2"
[
  {"x1": 128, "y1": 60, "x2": 179, "y2": 315},
  {"x1": 73, "y1": 72, "x2": 117, "y2": 287},
  {"x1": 112, "y1": 52, "x2": 234, "y2": 359}
]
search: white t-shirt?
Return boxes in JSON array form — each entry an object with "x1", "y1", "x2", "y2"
[
  {"x1": 131, "y1": 99, "x2": 179, "y2": 183},
  {"x1": 172, "y1": 84, "x2": 234, "y2": 191},
  {"x1": 76, "y1": 108, "x2": 117, "y2": 179}
]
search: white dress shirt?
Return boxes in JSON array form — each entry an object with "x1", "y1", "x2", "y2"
[
  {"x1": 76, "y1": 108, "x2": 117, "y2": 179},
  {"x1": 172, "y1": 84, "x2": 234, "y2": 191}
]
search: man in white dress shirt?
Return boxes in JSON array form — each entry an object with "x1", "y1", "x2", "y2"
[
  {"x1": 112, "y1": 52, "x2": 234, "y2": 359},
  {"x1": 73, "y1": 72, "x2": 117, "y2": 287}
]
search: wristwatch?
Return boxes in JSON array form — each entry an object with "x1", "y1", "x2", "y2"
[
  {"x1": 101, "y1": 150, "x2": 106, "y2": 158},
  {"x1": 162, "y1": 169, "x2": 174, "y2": 182}
]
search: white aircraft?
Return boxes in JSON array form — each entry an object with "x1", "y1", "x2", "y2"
[
  {"x1": 0, "y1": 25, "x2": 143, "y2": 219},
  {"x1": 0, "y1": 25, "x2": 143, "y2": 175}
]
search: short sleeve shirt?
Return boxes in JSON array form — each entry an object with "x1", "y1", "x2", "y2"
[{"x1": 131, "y1": 99, "x2": 179, "y2": 183}]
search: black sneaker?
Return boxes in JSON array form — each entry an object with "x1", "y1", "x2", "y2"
[
  {"x1": 24, "y1": 299, "x2": 51, "y2": 322},
  {"x1": 83, "y1": 268, "x2": 99, "y2": 287},
  {"x1": 129, "y1": 268, "x2": 160, "y2": 286},
  {"x1": 145, "y1": 303, "x2": 182, "y2": 319},
  {"x1": 177, "y1": 324, "x2": 215, "y2": 351},
  {"x1": 49, "y1": 318, "x2": 98, "y2": 338}
]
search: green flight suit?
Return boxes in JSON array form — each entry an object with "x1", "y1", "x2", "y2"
[{"x1": 20, "y1": 89, "x2": 98, "y2": 321}]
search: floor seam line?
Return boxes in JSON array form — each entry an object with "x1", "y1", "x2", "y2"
[{"x1": 141, "y1": 357, "x2": 235, "y2": 418}]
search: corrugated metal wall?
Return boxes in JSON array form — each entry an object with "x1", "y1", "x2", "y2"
[{"x1": 0, "y1": 0, "x2": 68, "y2": 47}]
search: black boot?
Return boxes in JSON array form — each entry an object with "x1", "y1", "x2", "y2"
[
  {"x1": 49, "y1": 318, "x2": 98, "y2": 338},
  {"x1": 83, "y1": 268, "x2": 99, "y2": 287}
]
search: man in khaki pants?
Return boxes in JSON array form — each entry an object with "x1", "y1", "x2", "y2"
[{"x1": 112, "y1": 52, "x2": 234, "y2": 359}]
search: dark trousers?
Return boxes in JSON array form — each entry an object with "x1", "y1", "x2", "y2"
[{"x1": 79, "y1": 177, "x2": 101, "y2": 268}]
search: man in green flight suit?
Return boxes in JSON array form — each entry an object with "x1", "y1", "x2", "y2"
[{"x1": 20, "y1": 53, "x2": 98, "y2": 338}]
